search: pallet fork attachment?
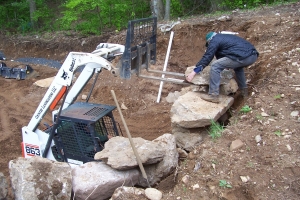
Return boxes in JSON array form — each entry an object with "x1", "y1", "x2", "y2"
[{"x1": 117, "y1": 17, "x2": 190, "y2": 85}]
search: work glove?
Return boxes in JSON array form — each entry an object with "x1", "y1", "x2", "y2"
[{"x1": 194, "y1": 65, "x2": 203, "y2": 73}]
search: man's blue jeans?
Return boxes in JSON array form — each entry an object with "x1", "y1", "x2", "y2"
[{"x1": 209, "y1": 54, "x2": 258, "y2": 95}]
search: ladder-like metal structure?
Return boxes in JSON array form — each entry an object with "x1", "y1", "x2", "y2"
[{"x1": 119, "y1": 17, "x2": 189, "y2": 85}]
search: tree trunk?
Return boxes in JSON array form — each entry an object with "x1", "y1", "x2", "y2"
[
  {"x1": 164, "y1": 0, "x2": 170, "y2": 21},
  {"x1": 27, "y1": 0, "x2": 36, "y2": 29},
  {"x1": 209, "y1": 0, "x2": 220, "y2": 12},
  {"x1": 150, "y1": 0, "x2": 164, "y2": 20}
]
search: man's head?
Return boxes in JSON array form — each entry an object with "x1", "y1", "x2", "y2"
[{"x1": 205, "y1": 31, "x2": 216, "y2": 47}]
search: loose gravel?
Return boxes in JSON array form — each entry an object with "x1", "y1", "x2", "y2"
[
  {"x1": 0, "y1": 51, "x2": 62, "y2": 69},
  {"x1": 15, "y1": 57, "x2": 62, "y2": 69},
  {"x1": 1, "y1": 51, "x2": 86, "y2": 71}
]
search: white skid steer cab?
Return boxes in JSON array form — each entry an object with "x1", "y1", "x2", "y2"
[{"x1": 21, "y1": 17, "x2": 188, "y2": 166}]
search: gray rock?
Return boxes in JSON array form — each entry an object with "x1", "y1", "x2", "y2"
[
  {"x1": 137, "y1": 134, "x2": 178, "y2": 187},
  {"x1": 185, "y1": 66, "x2": 238, "y2": 95},
  {"x1": 0, "y1": 172, "x2": 7, "y2": 200},
  {"x1": 291, "y1": 111, "x2": 299, "y2": 117},
  {"x1": 177, "y1": 148, "x2": 188, "y2": 159},
  {"x1": 110, "y1": 186, "x2": 148, "y2": 200},
  {"x1": 9, "y1": 156, "x2": 72, "y2": 200},
  {"x1": 72, "y1": 162, "x2": 139, "y2": 200},
  {"x1": 174, "y1": 132, "x2": 203, "y2": 152},
  {"x1": 166, "y1": 91, "x2": 181, "y2": 103},
  {"x1": 145, "y1": 188, "x2": 163, "y2": 200},
  {"x1": 185, "y1": 66, "x2": 233, "y2": 85},
  {"x1": 171, "y1": 91, "x2": 234, "y2": 128},
  {"x1": 220, "y1": 78, "x2": 239, "y2": 95},
  {"x1": 94, "y1": 136, "x2": 165, "y2": 170}
]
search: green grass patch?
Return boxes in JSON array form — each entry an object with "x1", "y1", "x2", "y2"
[
  {"x1": 274, "y1": 94, "x2": 281, "y2": 99},
  {"x1": 240, "y1": 105, "x2": 252, "y2": 113},
  {"x1": 219, "y1": 180, "x2": 232, "y2": 188},
  {"x1": 274, "y1": 130, "x2": 282, "y2": 136},
  {"x1": 208, "y1": 120, "x2": 224, "y2": 140}
]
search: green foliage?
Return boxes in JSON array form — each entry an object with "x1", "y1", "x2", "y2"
[
  {"x1": 0, "y1": 0, "x2": 298, "y2": 35},
  {"x1": 182, "y1": 184, "x2": 187, "y2": 192},
  {"x1": 208, "y1": 120, "x2": 224, "y2": 140},
  {"x1": 274, "y1": 130, "x2": 282, "y2": 136},
  {"x1": 219, "y1": 0, "x2": 297, "y2": 10},
  {"x1": 168, "y1": 0, "x2": 214, "y2": 17},
  {"x1": 168, "y1": 0, "x2": 297, "y2": 19},
  {"x1": 33, "y1": 3, "x2": 57, "y2": 31},
  {"x1": 0, "y1": 0, "x2": 151, "y2": 35},
  {"x1": 219, "y1": 180, "x2": 232, "y2": 188},
  {"x1": 240, "y1": 105, "x2": 252, "y2": 113},
  {"x1": 274, "y1": 94, "x2": 281, "y2": 99},
  {"x1": 247, "y1": 161, "x2": 254, "y2": 168},
  {"x1": 219, "y1": 0, "x2": 245, "y2": 9},
  {"x1": 0, "y1": 0, "x2": 61, "y2": 33},
  {"x1": 169, "y1": 0, "x2": 183, "y2": 17},
  {"x1": 60, "y1": 0, "x2": 150, "y2": 34},
  {"x1": 0, "y1": 0, "x2": 30, "y2": 33}
]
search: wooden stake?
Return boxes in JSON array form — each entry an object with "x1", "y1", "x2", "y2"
[{"x1": 110, "y1": 90, "x2": 151, "y2": 187}]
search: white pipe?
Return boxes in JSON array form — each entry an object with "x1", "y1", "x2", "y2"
[
  {"x1": 156, "y1": 31, "x2": 174, "y2": 103},
  {"x1": 219, "y1": 31, "x2": 239, "y2": 35}
]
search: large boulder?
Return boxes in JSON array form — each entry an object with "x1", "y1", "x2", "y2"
[
  {"x1": 171, "y1": 91, "x2": 234, "y2": 128},
  {"x1": 137, "y1": 134, "x2": 178, "y2": 187},
  {"x1": 9, "y1": 156, "x2": 72, "y2": 200},
  {"x1": 94, "y1": 136, "x2": 165, "y2": 170},
  {"x1": 185, "y1": 66, "x2": 235, "y2": 87},
  {"x1": 72, "y1": 161, "x2": 140, "y2": 200}
]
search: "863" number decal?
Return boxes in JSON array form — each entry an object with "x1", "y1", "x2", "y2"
[{"x1": 25, "y1": 144, "x2": 41, "y2": 156}]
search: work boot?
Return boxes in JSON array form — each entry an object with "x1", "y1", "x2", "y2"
[
  {"x1": 200, "y1": 94, "x2": 220, "y2": 103},
  {"x1": 240, "y1": 88, "x2": 248, "y2": 98}
]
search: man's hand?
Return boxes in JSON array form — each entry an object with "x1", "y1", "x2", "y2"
[{"x1": 186, "y1": 71, "x2": 197, "y2": 82}]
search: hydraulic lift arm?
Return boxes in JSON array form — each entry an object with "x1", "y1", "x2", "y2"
[{"x1": 26, "y1": 52, "x2": 117, "y2": 132}]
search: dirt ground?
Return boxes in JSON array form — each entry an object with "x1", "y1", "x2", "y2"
[{"x1": 1, "y1": 2, "x2": 300, "y2": 199}]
